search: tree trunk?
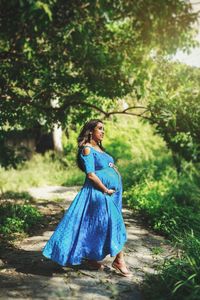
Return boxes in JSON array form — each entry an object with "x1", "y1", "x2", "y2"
[{"x1": 52, "y1": 124, "x2": 63, "y2": 153}]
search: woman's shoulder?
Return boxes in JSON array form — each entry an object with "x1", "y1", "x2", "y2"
[{"x1": 80, "y1": 144, "x2": 93, "y2": 156}]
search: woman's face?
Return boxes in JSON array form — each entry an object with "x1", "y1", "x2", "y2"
[{"x1": 92, "y1": 122, "x2": 104, "y2": 142}]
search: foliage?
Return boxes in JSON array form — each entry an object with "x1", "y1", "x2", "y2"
[
  {"x1": 121, "y1": 132, "x2": 200, "y2": 300},
  {"x1": 0, "y1": 116, "x2": 167, "y2": 191},
  {"x1": 146, "y1": 61, "x2": 200, "y2": 164},
  {"x1": 124, "y1": 161, "x2": 200, "y2": 237},
  {"x1": 0, "y1": 151, "x2": 84, "y2": 193},
  {"x1": 0, "y1": 144, "x2": 30, "y2": 168},
  {"x1": 0, "y1": 0, "x2": 198, "y2": 129},
  {"x1": 0, "y1": 129, "x2": 37, "y2": 168},
  {"x1": 142, "y1": 232, "x2": 200, "y2": 300},
  {"x1": 0, "y1": 202, "x2": 42, "y2": 235},
  {"x1": 103, "y1": 115, "x2": 169, "y2": 162}
]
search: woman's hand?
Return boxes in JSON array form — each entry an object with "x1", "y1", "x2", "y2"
[
  {"x1": 105, "y1": 188, "x2": 115, "y2": 195},
  {"x1": 86, "y1": 172, "x2": 115, "y2": 196}
]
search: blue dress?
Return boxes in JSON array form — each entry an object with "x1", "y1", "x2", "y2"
[{"x1": 42, "y1": 145, "x2": 127, "y2": 266}]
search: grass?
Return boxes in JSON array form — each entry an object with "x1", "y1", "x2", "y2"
[
  {"x1": 142, "y1": 231, "x2": 200, "y2": 300},
  {"x1": 151, "y1": 247, "x2": 165, "y2": 256},
  {"x1": 0, "y1": 151, "x2": 85, "y2": 194}
]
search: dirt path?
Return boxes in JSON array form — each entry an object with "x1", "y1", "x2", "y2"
[{"x1": 0, "y1": 186, "x2": 175, "y2": 300}]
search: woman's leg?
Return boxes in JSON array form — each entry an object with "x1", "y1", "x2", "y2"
[
  {"x1": 86, "y1": 259, "x2": 105, "y2": 270},
  {"x1": 112, "y1": 250, "x2": 131, "y2": 276},
  {"x1": 114, "y1": 250, "x2": 124, "y2": 261}
]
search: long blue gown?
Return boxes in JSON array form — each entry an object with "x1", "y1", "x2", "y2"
[{"x1": 42, "y1": 145, "x2": 127, "y2": 266}]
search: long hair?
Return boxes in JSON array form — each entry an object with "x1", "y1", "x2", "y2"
[{"x1": 76, "y1": 119, "x2": 105, "y2": 171}]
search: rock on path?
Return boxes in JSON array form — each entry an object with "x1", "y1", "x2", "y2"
[{"x1": 0, "y1": 186, "x2": 175, "y2": 300}]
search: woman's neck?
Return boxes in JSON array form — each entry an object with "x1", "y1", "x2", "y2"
[{"x1": 90, "y1": 139, "x2": 98, "y2": 147}]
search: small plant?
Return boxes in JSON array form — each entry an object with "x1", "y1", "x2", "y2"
[
  {"x1": 0, "y1": 202, "x2": 43, "y2": 235},
  {"x1": 151, "y1": 247, "x2": 164, "y2": 255},
  {"x1": 142, "y1": 232, "x2": 200, "y2": 300}
]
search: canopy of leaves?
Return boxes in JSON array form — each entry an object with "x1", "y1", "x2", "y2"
[
  {"x1": 0, "y1": 0, "x2": 198, "y2": 129},
  {"x1": 147, "y1": 60, "x2": 200, "y2": 163}
]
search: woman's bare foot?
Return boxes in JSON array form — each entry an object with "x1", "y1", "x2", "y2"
[{"x1": 112, "y1": 258, "x2": 132, "y2": 277}]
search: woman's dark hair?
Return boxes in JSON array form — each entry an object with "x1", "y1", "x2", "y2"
[{"x1": 76, "y1": 119, "x2": 104, "y2": 172}]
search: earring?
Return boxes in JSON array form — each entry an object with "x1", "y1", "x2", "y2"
[{"x1": 89, "y1": 132, "x2": 92, "y2": 141}]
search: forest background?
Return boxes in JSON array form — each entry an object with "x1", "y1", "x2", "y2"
[{"x1": 0, "y1": 1, "x2": 200, "y2": 299}]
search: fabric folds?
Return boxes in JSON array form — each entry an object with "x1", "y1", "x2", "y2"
[{"x1": 42, "y1": 146, "x2": 127, "y2": 266}]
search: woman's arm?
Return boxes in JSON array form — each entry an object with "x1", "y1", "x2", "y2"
[
  {"x1": 81, "y1": 146, "x2": 115, "y2": 195},
  {"x1": 87, "y1": 172, "x2": 115, "y2": 195}
]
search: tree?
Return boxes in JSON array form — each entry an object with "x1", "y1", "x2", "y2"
[
  {"x1": 147, "y1": 60, "x2": 200, "y2": 165},
  {"x1": 0, "y1": 0, "x2": 198, "y2": 129}
]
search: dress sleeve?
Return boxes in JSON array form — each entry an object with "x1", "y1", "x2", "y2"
[{"x1": 80, "y1": 147, "x2": 95, "y2": 174}]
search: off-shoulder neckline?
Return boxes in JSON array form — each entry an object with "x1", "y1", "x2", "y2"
[{"x1": 82, "y1": 145, "x2": 105, "y2": 154}]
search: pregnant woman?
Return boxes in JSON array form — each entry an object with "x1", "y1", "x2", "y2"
[{"x1": 42, "y1": 119, "x2": 132, "y2": 277}]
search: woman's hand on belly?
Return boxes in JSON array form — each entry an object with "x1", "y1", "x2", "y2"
[
  {"x1": 105, "y1": 188, "x2": 115, "y2": 196},
  {"x1": 87, "y1": 172, "x2": 111, "y2": 194}
]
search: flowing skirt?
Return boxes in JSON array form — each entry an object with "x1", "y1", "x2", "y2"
[{"x1": 42, "y1": 170, "x2": 127, "y2": 266}]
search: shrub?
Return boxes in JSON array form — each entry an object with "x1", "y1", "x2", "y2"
[
  {"x1": 124, "y1": 164, "x2": 200, "y2": 238},
  {"x1": 0, "y1": 202, "x2": 43, "y2": 235},
  {"x1": 142, "y1": 232, "x2": 200, "y2": 300}
]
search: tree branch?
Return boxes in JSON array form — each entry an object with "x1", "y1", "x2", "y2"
[
  {"x1": 73, "y1": 101, "x2": 152, "y2": 121},
  {"x1": 3, "y1": 92, "x2": 153, "y2": 122}
]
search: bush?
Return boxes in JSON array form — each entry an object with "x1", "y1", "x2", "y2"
[
  {"x1": 124, "y1": 163, "x2": 200, "y2": 238},
  {"x1": 119, "y1": 154, "x2": 172, "y2": 189},
  {"x1": 142, "y1": 232, "x2": 200, "y2": 300},
  {"x1": 125, "y1": 161, "x2": 200, "y2": 300},
  {"x1": 0, "y1": 202, "x2": 43, "y2": 235}
]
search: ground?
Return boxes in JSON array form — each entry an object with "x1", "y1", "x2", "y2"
[{"x1": 0, "y1": 186, "x2": 176, "y2": 300}]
